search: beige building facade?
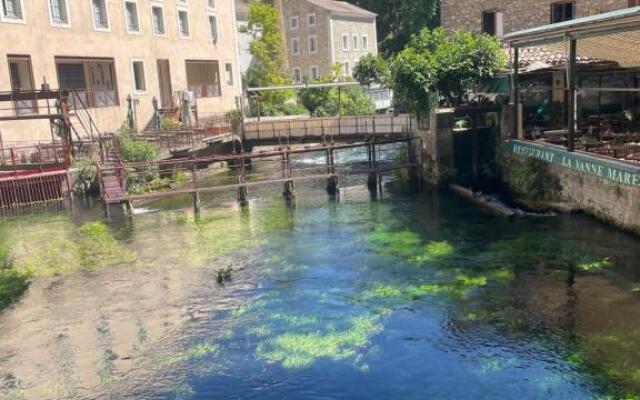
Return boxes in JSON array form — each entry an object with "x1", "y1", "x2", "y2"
[
  {"x1": 441, "y1": 0, "x2": 634, "y2": 37},
  {"x1": 0, "y1": 0, "x2": 242, "y2": 141},
  {"x1": 274, "y1": 0, "x2": 377, "y2": 82}
]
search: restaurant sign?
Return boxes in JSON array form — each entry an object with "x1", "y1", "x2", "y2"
[{"x1": 506, "y1": 139, "x2": 640, "y2": 188}]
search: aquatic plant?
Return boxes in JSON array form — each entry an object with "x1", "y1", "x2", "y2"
[
  {"x1": 0, "y1": 269, "x2": 31, "y2": 311},
  {"x1": 77, "y1": 222, "x2": 136, "y2": 269},
  {"x1": 366, "y1": 225, "x2": 454, "y2": 264},
  {"x1": 164, "y1": 342, "x2": 220, "y2": 366},
  {"x1": 216, "y1": 265, "x2": 233, "y2": 285},
  {"x1": 256, "y1": 315, "x2": 382, "y2": 369}
]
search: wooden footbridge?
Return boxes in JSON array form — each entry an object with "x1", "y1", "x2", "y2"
[{"x1": 98, "y1": 114, "x2": 421, "y2": 216}]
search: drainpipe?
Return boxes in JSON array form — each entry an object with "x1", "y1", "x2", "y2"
[{"x1": 567, "y1": 37, "x2": 577, "y2": 152}]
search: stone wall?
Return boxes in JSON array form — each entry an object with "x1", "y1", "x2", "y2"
[
  {"x1": 442, "y1": 0, "x2": 629, "y2": 35},
  {"x1": 550, "y1": 164, "x2": 640, "y2": 233}
]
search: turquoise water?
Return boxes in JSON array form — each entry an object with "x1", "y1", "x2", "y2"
[{"x1": 0, "y1": 179, "x2": 639, "y2": 399}]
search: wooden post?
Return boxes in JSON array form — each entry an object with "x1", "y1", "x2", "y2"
[
  {"x1": 567, "y1": 38, "x2": 577, "y2": 152},
  {"x1": 237, "y1": 155, "x2": 248, "y2": 204},
  {"x1": 192, "y1": 160, "x2": 201, "y2": 215},
  {"x1": 282, "y1": 149, "x2": 294, "y2": 199},
  {"x1": 326, "y1": 146, "x2": 339, "y2": 197}
]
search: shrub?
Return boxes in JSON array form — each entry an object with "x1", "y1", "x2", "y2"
[{"x1": 504, "y1": 157, "x2": 562, "y2": 201}]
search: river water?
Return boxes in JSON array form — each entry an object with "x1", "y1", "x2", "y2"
[{"x1": 1, "y1": 173, "x2": 640, "y2": 399}]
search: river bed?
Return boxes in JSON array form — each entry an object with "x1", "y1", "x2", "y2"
[{"x1": 1, "y1": 177, "x2": 640, "y2": 399}]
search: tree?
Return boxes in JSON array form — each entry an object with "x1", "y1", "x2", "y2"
[
  {"x1": 299, "y1": 64, "x2": 375, "y2": 117},
  {"x1": 245, "y1": 2, "x2": 292, "y2": 115},
  {"x1": 389, "y1": 28, "x2": 507, "y2": 118},
  {"x1": 353, "y1": 54, "x2": 389, "y2": 86},
  {"x1": 346, "y1": 0, "x2": 440, "y2": 55}
]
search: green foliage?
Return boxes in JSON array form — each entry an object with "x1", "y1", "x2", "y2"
[
  {"x1": 389, "y1": 28, "x2": 507, "y2": 117},
  {"x1": 504, "y1": 157, "x2": 562, "y2": 201},
  {"x1": 366, "y1": 225, "x2": 453, "y2": 264},
  {"x1": 346, "y1": 0, "x2": 440, "y2": 56},
  {"x1": 161, "y1": 117, "x2": 181, "y2": 130},
  {"x1": 119, "y1": 135, "x2": 160, "y2": 163},
  {"x1": 353, "y1": 54, "x2": 389, "y2": 86},
  {"x1": 282, "y1": 102, "x2": 308, "y2": 116},
  {"x1": 72, "y1": 159, "x2": 100, "y2": 195},
  {"x1": 246, "y1": 3, "x2": 292, "y2": 115},
  {"x1": 299, "y1": 66, "x2": 375, "y2": 117}
]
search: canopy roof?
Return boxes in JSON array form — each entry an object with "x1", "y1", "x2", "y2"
[{"x1": 503, "y1": 7, "x2": 640, "y2": 68}]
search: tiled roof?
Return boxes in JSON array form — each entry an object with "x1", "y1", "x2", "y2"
[
  {"x1": 510, "y1": 46, "x2": 608, "y2": 72},
  {"x1": 306, "y1": 0, "x2": 376, "y2": 17}
]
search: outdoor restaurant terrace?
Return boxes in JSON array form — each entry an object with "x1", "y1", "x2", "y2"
[{"x1": 504, "y1": 6, "x2": 640, "y2": 165}]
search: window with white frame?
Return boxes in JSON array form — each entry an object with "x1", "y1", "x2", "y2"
[
  {"x1": 151, "y1": 4, "x2": 165, "y2": 35},
  {"x1": 91, "y1": 0, "x2": 109, "y2": 30},
  {"x1": 362, "y1": 35, "x2": 368, "y2": 50},
  {"x1": 208, "y1": 14, "x2": 218, "y2": 43},
  {"x1": 342, "y1": 34, "x2": 349, "y2": 51},
  {"x1": 225, "y1": 63, "x2": 233, "y2": 86},
  {"x1": 290, "y1": 16, "x2": 298, "y2": 30},
  {"x1": 293, "y1": 68, "x2": 301, "y2": 83},
  {"x1": 310, "y1": 66, "x2": 319, "y2": 80},
  {"x1": 308, "y1": 35, "x2": 317, "y2": 53},
  {"x1": 124, "y1": 1, "x2": 140, "y2": 33},
  {"x1": 131, "y1": 60, "x2": 147, "y2": 92},
  {"x1": 178, "y1": 9, "x2": 190, "y2": 37},
  {"x1": 291, "y1": 38, "x2": 300, "y2": 55},
  {"x1": 1, "y1": 0, "x2": 24, "y2": 21},
  {"x1": 207, "y1": 0, "x2": 215, "y2": 9},
  {"x1": 307, "y1": 13, "x2": 316, "y2": 27},
  {"x1": 352, "y1": 34, "x2": 359, "y2": 50},
  {"x1": 49, "y1": 0, "x2": 69, "y2": 26}
]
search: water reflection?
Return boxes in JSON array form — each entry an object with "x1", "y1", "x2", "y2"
[{"x1": 0, "y1": 186, "x2": 639, "y2": 399}]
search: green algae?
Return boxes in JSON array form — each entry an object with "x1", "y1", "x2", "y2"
[
  {"x1": 256, "y1": 315, "x2": 382, "y2": 369},
  {"x1": 164, "y1": 342, "x2": 220, "y2": 366},
  {"x1": 577, "y1": 258, "x2": 614, "y2": 272},
  {"x1": 366, "y1": 225, "x2": 453, "y2": 264}
]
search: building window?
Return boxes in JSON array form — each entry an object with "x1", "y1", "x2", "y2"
[
  {"x1": 186, "y1": 60, "x2": 220, "y2": 98},
  {"x1": 307, "y1": 13, "x2": 316, "y2": 27},
  {"x1": 290, "y1": 16, "x2": 298, "y2": 30},
  {"x1": 342, "y1": 34, "x2": 349, "y2": 51},
  {"x1": 551, "y1": 2, "x2": 574, "y2": 23},
  {"x1": 48, "y1": 0, "x2": 69, "y2": 26},
  {"x1": 1, "y1": 0, "x2": 24, "y2": 21},
  {"x1": 293, "y1": 68, "x2": 301, "y2": 83},
  {"x1": 225, "y1": 63, "x2": 233, "y2": 86},
  {"x1": 56, "y1": 58, "x2": 119, "y2": 108},
  {"x1": 91, "y1": 0, "x2": 109, "y2": 30},
  {"x1": 310, "y1": 66, "x2": 319, "y2": 80},
  {"x1": 308, "y1": 35, "x2": 317, "y2": 53},
  {"x1": 8, "y1": 56, "x2": 36, "y2": 115},
  {"x1": 291, "y1": 38, "x2": 300, "y2": 55},
  {"x1": 482, "y1": 11, "x2": 503, "y2": 37},
  {"x1": 131, "y1": 60, "x2": 146, "y2": 92},
  {"x1": 178, "y1": 9, "x2": 190, "y2": 38},
  {"x1": 352, "y1": 35, "x2": 359, "y2": 50},
  {"x1": 207, "y1": 0, "x2": 215, "y2": 9},
  {"x1": 151, "y1": 5, "x2": 165, "y2": 35},
  {"x1": 124, "y1": 1, "x2": 140, "y2": 33},
  {"x1": 362, "y1": 35, "x2": 368, "y2": 50},
  {"x1": 208, "y1": 14, "x2": 218, "y2": 43}
]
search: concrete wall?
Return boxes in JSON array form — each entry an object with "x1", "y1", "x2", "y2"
[
  {"x1": 441, "y1": 0, "x2": 629, "y2": 35},
  {"x1": 0, "y1": 0, "x2": 242, "y2": 142}
]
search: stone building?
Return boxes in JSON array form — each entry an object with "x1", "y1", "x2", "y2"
[
  {"x1": 441, "y1": 0, "x2": 635, "y2": 38},
  {"x1": 273, "y1": 0, "x2": 377, "y2": 82},
  {"x1": 0, "y1": 0, "x2": 242, "y2": 141}
]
